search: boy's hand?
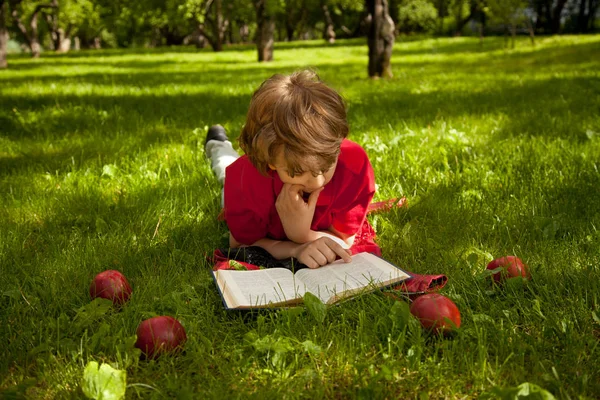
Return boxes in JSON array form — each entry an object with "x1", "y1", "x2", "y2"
[
  {"x1": 293, "y1": 237, "x2": 352, "y2": 269},
  {"x1": 276, "y1": 184, "x2": 322, "y2": 243}
]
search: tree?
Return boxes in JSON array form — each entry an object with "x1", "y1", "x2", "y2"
[
  {"x1": 1, "y1": 0, "x2": 7, "y2": 68},
  {"x1": 40, "y1": 0, "x2": 114, "y2": 52},
  {"x1": 397, "y1": 0, "x2": 438, "y2": 33},
  {"x1": 532, "y1": 0, "x2": 569, "y2": 33},
  {"x1": 181, "y1": 0, "x2": 247, "y2": 51},
  {"x1": 485, "y1": 0, "x2": 532, "y2": 47},
  {"x1": 450, "y1": 0, "x2": 482, "y2": 35},
  {"x1": 279, "y1": 0, "x2": 307, "y2": 41},
  {"x1": 435, "y1": 0, "x2": 447, "y2": 34},
  {"x1": 43, "y1": 0, "x2": 62, "y2": 51},
  {"x1": 576, "y1": 0, "x2": 598, "y2": 32},
  {"x1": 230, "y1": 0, "x2": 254, "y2": 43},
  {"x1": 322, "y1": 1, "x2": 336, "y2": 42},
  {"x1": 255, "y1": 0, "x2": 275, "y2": 61},
  {"x1": 549, "y1": 0, "x2": 568, "y2": 33},
  {"x1": 74, "y1": 0, "x2": 108, "y2": 48},
  {"x1": 198, "y1": 0, "x2": 228, "y2": 51},
  {"x1": 9, "y1": 0, "x2": 57, "y2": 57},
  {"x1": 329, "y1": 0, "x2": 364, "y2": 38},
  {"x1": 366, "y1": 0, "x2": 395, "y2": 78}
]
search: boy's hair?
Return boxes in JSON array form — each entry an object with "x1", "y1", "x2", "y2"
[{"x1": 239, "y1": 70, "x2": 349, "y2": 177}]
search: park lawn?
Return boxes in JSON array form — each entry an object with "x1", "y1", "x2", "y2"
[{"x1": 1, "y1": 35, "x2": 599, "y2": 398}]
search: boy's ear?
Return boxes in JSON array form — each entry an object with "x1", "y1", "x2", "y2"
[{"x1": 268, "y1": 164, "x2": 277, "y2": 170}]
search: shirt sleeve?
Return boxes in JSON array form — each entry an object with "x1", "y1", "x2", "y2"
[
  {"x1": 223, "y1": 158, "x2": 271, "y2": 245},
  {"x1": 331, "y1": 152, "x2": 376, "y2": 236}
]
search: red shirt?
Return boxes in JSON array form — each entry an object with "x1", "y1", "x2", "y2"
[{"x1": 224, "y1": 139, "x2": 376, "y2": 248}]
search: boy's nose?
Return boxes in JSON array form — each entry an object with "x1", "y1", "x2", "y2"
[{"x1": 306, "y1": 174, "x2": 325, "y2": 189}]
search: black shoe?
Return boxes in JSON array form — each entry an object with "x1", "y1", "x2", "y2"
[{"x1": 205, "y1": 125, "x2": 228, "y2": 145}]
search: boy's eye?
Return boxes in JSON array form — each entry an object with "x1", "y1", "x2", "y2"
[{"x1": 286, "y1": 166, "x2": 330, "y2": 178}]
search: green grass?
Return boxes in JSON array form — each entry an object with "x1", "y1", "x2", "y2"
[{"x1": 1, "y1": 35, "x2": 600, "y2": 398}]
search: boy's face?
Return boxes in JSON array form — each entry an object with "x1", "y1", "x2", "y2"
[{"x1": 269, "y1": 151, "x2": 337, "y2": 194}]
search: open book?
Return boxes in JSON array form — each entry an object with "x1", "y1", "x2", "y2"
[{"x1": 212, "y1": 252, "x2": 411, "y2": 309}]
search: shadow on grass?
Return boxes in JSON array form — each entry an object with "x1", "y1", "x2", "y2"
[
  {"x1": 394, "y1": 37, "x2": 505, "y2": 55},
  {"x1": 274, "y1": 37, "x2": 366, "y2": 50},
  {"x1": 393, "y1": 35, "x2": 600, "y2": 57},
  {"x1": 353, "y1": 70, "x2": 596, "y2": 139},
  {"x1": 1, "y1": 67, "x2": 595, "y2": 180},
  {"x1": 10, "y1": 45, "x2": 228, "y2": 60},
  {"x1": 380, "y1": 177, "x2": 600, "y2": 279},
  {"x1": 7, "y1": 37, "x2": 598, "y2": 73},
  {"x1": 0, "y1": 126, "x2": 181, "y2": 176},
  {"x1": 1, "y1": 90, "x2": 249, "y2": 124},
  {"x1": 0, "y1": 87, "x2": 251, "y2": 178},
  {"x1": 5, "y1": 58, "x2": 263, "y2": 71},
  {"x1": 0, "y1": 174, "x2": 229, "y2": 371},
  {"x1": 6, "y1": 38, "x2": 367, "y2": 62},
  {"x1": 1, "y1": 40, "x2": 598, "y2": 177},
  {"x1": 1, "y1": 178, "x2": 225, "y2": 289},
  {"x1": 0, "y1": 62, "x2": 273, "y2": 85}
]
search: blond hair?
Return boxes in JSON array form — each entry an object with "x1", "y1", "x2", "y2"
[{"x1": 239, "y1": 70, "x2": 349, "y2": 176}]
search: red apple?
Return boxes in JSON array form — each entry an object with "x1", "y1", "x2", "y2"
[
  {"x1": 486, "y1": 256, "x2": 530, "y2": 283},
  {"x1": 410, "y1": 293, "x2": 461, "y2": 334},
  {"x1": 135, "y1": 316, "x2": 187, "y2": 359},
  {"x1": 89, "y1": 270, "x2": 132, "y2": 305}
]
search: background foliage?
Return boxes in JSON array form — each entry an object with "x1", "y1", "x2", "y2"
[{"x1": 2, "y1": 0, "x2": 599, "y2": 55}]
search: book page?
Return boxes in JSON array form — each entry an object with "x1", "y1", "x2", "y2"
[
  {"x1": 213, "y1": 268, "x2": 306, "y2": 309},
  {"x1": 294, "y1": 252, "x2": 410, "y2": 304}
]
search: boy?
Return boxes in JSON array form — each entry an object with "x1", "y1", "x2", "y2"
[{"x1": 205, "y1": 70, "x2": 377, "y2": 269}]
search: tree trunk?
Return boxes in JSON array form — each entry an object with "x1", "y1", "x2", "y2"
[
  {"x1": 578, "y1": 0, "x2": 588, "y2": 32},
  {"x1": 198, "y1": 23, "x2": 216, "y2": 49},
  {"x1": 11, "y1": 0, "x2": 56, "y2": 58},
  {"x1": 285, "y1": 1, "x2": 295, "y2": 41},
  {"x1": 44, "y1": 0, "x2": 60, "y2": 51},
  {"x1": 226, "y1": 17, "x2": 233, "y2": 44},
  {"x1": 437, "y1": 0, "x2": 446, "y2": 35},
  {"x1": 225, "y1": 1, "x2": 233, "y2": 44},
  {"x1": 455, "y1": 0, "x2": 478, "y2": 35},
  {"x1": 0, "y1": 0, "x2": 7, "y2": 69},
  {"x1": 195, "y1": 0, "x2": 228, "y2": 52},
  {"x1": 366, "y1": 0, "x2": 395, "y2": 78},
  {"x1": 255, "y1": 0, "x2": 274, "y2": 62},
  {"x1": 526, "y1": 18, "x2": 535, "y2": 46},
  {"x1": 477, "y1": 6, "x2": 485, "y2": 46},
  {"x1": 550, "y1": 0, "x2": 568, "y2": 33},
  {"x1": 388, "y1": 0, "x2": 399, "y2": 32},
  {"x1": 322, "y1": 3, "x2": 335, "y2": 43},
  {"x1": 214, "y1": 0, "x2": 222, "y2": 51},
  {"x1": 297, "y1": 8, "x2": 309, "y2": 40},
  {"x1": 589, "y1": 0, "x2": 599, "y2": 31},
  {"x1": 534, "y1": 0, "x2": 546, "y2": 32},
  {"x1": 185, "y1": 28, "x2": 205, "y2": 48},
  {"x1": 544, "y1": 0, "x2": 553, "y2": 32},
  {"x1": 58, "y1": 29, "x2": 70, "y2": 52},
  {"x1": 29, "y1": 8, "x2": 42, "y2": 57},
  {"x1": 510, "y1": 24, "x2": 516, "y2": 49},
  {"x1": 581, "y1": 0, "x2": 599, "y2": 32},
  {"x1": 239, "y1": 23, "x2": 249, "y2": 42}
]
